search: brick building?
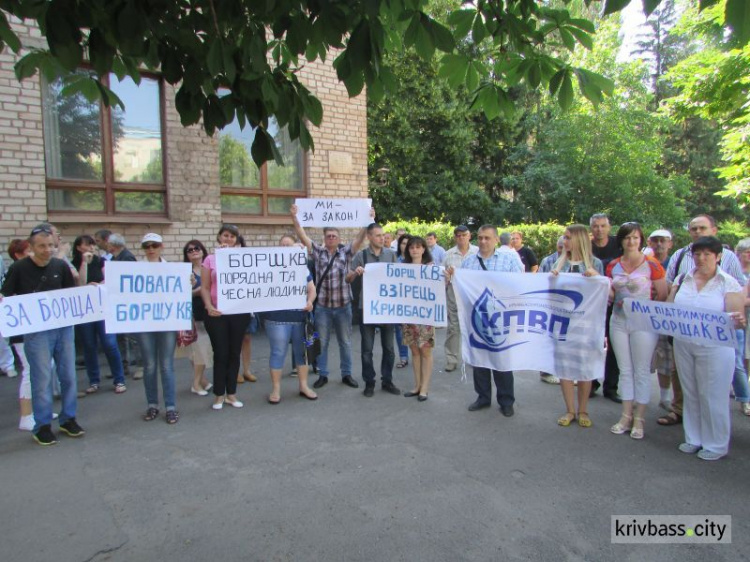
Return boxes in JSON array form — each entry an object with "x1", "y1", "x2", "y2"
[{"x1": 0, "y1": 21, "x2": 367, "y2": 263}]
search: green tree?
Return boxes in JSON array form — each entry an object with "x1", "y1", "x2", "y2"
[{"x1": 219, "y1": 135, "x2": 258, "y2": 187}]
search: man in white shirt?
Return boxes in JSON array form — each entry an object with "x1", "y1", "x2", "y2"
[
  {"x1": 425, "y1": 232, "x2": 446, "y2": 266},
  {"x1": 498, "y1": 232, "x2": 524, "y2": 271}
]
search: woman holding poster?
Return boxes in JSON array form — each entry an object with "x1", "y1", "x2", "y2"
[
  {"x1": 670, "y1": 236, "x2": 745, "y2": 460},
  {"x1": 201, "y1": 224, "x2": 250, "y2": 410},
  {"x1": 551, "y1": 225, "x2": 604, "y2": 428},
  {"x1": 607, "y1": 222, "x2": 668, "y2": 440},
  {"x1": 182, "y1": 239, "x2": 213, "y2": 396},
  {"x1": 138, "y1": 233, "x2": 179, "y2": 424},
  {"x1": 401, "y1": 237, "x2": 435, "y2": 402},
  {"x1": 263, "y1": 234, "x2": 318, "y2": 404}
]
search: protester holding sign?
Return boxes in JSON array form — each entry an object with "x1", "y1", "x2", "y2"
[
  {"x1": 669, "y1": 237, "x2": 745, "y2": 461},
  {"x1": 394, "y1": 233, "x2": 413, "y2": 370},
  {"x1": 446, "y1": 225, "x2": 523, "y2": 417},
  {"x1": 183, "y1": 240, "x2": 213, "y2": 397},
  {"x1": 607, "y1": 222, "x2": 667, "y2": 440},
  {"x1": 550, "y1": 225, "x2": 604, "y2": 428},
  {"x1": 201, "y1": 224, "x2": 250, "y2": 410},
  {"x1": 291, "y1": 203, "x2": 372, "y2": 391},
  {"x1": 72, "y1": 235, "x2": 126, "y2": 396},
  {"x1": 137, "y1": 233, "x2": 180, "y2": 424},
  {"x1": 0, "y1": 225, "x2": 84, "y2": 445},
  {"x1": 401, "y1": 237, "x2": 436, "y2": 402},
  {"x1": 264, "y1": 234, "x2": 318, "y2": 404}
]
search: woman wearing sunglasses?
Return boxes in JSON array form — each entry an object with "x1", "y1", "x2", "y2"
[{"x1": 182, "y1": 240, "x2": 213, "y2": 396}]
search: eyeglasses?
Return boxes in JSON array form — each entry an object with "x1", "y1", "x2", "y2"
[
  {"x1": 186, "y1": 247, "x2": 201, "y2": 253},
  {"x1": 30, "y1": 226, "x2": 52, "y2": 236},
  {"x1": 143, "y1": 243, "x2": 161, "y2": 250}
]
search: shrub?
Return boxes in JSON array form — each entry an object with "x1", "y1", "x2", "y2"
[
  {"x1": 503, "y1": 223, "x2": 566, "y2": 258},
  {"x1": 381, "y1": 219, "x2": 456, "y2": 248}
]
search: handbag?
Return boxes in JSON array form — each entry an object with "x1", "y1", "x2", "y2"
[
  {"x1": 177, "y1": 320, "x2": 198, "y2": 347},
  {"x1": 304, "y1": 313, "x2": 321, "y2": 364}
]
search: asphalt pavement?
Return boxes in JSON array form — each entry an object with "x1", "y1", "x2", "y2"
[{"x1": 0, "y1": 328, "x2": 748, "y2": 562}]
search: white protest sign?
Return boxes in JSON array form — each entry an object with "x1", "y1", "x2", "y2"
[
  {"x1": 623, "y1": 298, "x2": 737, "y2": 348},
  {"x1": 0, "y1": 285, "x2": 105, "y2": 337},
  {"x1": 294, "y1": 198, "x2": 372, "y2": 227},
  {"x1": 453, "y1": 271, "x2": 609, "y2": 380},
  {"x1": 362, "y1": 263, "x2": 447, "y2": 327},
  {"x1": 215, "y1": 247, "x2": 309, "y2": 314},
  {"x1": 104, "y1": 262, "x2": 192, "y2": 334}
]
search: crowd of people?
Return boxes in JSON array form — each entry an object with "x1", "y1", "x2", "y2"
[{"x1": 1, "y1": 211, "x2": 748, "y2": 461}]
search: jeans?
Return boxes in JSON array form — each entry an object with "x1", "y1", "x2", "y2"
[
  {"x1": 473, "y1": 367, "x2": 514, "y2": 407},
  {"x1": 360, "y1": 323, "x2": 395, "y2": 386},
  {"x1": 204, "y1": 313, "x2": 250, "y2": 396},
  {"x1": 315, "y1": 304, "x2": 352, "y2": 379},
  {"x1": 266, "y1": 321, "x2": 306, "y2": 370},
  {"x1": 609, "y1": 313, "x2": 658, "y2": 404},
  {"x1": 77, "y1": 320, "x2": 125, "y2": 386},
  {"x1": 24, "y1": 327, "x2": 77, "y2": 430},
  {"x1": 138, "y1": 331, "x2": 177, "y2": 410},
  {"x1": 394, "y1": 325, "x2": 409, "y2": 361},
  {"x1": 732, "y1": 329, "x2": 749, "y2": 402}
]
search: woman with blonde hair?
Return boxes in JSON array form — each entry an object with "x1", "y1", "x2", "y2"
[{"x1": 551, "y1": 224, "x2": 604, "y2": 428}]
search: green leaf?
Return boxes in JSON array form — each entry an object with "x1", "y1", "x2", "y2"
[
  {"x1": 61, "y1": 75, "x2": 100, "y2": 103},
  {"x1": 568, "y1": 18, "x2": 596, "y2": 33},
  {"x1": 465, "y1": 61, "x2": 479, "y2": 92},
  {"x1": 642, "y1": 0, "x2": 662, "y2": 16},
  {"x1": 558, "y1": 71, "x2": 574, "y2": 110},
  {"x1": 698, "y1": 0, "x2": 720, "y2": 9},
  {"x1": 302, "y1": 93, "x2": 323, "y2": 126},
  {"x1": 88, "y1": 29, "x2": 115, "y2": 77},
  {"x1": 439, "y1": 53, "x2": 469, "y2": 89},
  {"x1": 448, "y1": 9, "x2": 475, "y2": 39},
  {"x1": 472, "y1": 14, "x2": 487, "y2": 44},
  {"x1": 558, "y1": 27, "x2": 576, "y2": 51},
  {"x1": 368, "y1": 76, "x2": 384, "y2": 103},
  {"x1": 566, "y1": 26, "x2": 593, "y2": 50},
  {"x1": 413, "y1": 17, "x2": 435, "y2": 60},
  {"x1": 527, "y1": 63, "x2": 541, "y2": 88},
  {"x1": 223, "y1": 45, "x2": 237, "y2": 83},
  {"x1": 45, "y1": 0, "x2": 83, "y2": 71},
  {"x1": 478, "y1": 86, "x2": 501, "y2": 120},
  {"x1": 299, "y1": 121, "x2": 314, "y2": 152},
  {"x1": 726, "y1": 0, "x2": 750, "y2": 45},
  {"x1": 251, "y1": 127, "x2": 283, "y2": 167},
  {"x1": 0, "y1": 13, "x2": 21, "y2": 53},
  {"x1": 343, "y1": 70, "x2": 365, "y2": 97},
  {"x1": 549, "y1": 69, "x2": 565, "y2": 95},
  {"x1": 94, "y1": 80, "x2": 125, "y2": 110},
  {"x1": 602, "y1": 0, "x2": 632, "y2": 16},
  {"x1": 207, "y1": 40, "x2": 223, "y2": 77},
  {"x1": 431, "y1": 20, "x2": 455, "y2": 52}
]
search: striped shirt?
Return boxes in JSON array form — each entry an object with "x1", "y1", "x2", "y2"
[
  {"x1": 666, "y1": 245, "x2": 745, "y2": 286},
  {"x1": 312, "y1": 241, "x2": 355, "y2": 308},
  {"x1": 461, "y1": 250, "x2": 524, "y2": 273}
]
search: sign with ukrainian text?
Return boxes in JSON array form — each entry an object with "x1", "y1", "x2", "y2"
[
  {"x1": 0, "y1": 285, "x2": 105, "y2": 337},
  {"x1": 104, "y1": 262, "x2": 192, "y2": 333},
  {"x1": 623, "y1": 298, "x2": 737, "y2": 348},
  {"x1": 452, "y1": 271, "x2": 609, "y2": 380},
  {"x1": 362, "y1": 263, "x2": 447, "y2": 327},
  {"x1": 294, "y1": 198, "x2": 372, "y2": 227},
  {"x1": 215, "y1": 247, "x2": 309, "y2": 314}
]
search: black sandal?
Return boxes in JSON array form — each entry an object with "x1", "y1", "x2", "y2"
[
  {"x1": 143, "y1": 407, "x2": 159, "y2": 421},
  {"x1": 165, "y1": 410, "x2": 179, "y2": 424},
  {"x1": 657, "y1": 412, "x2": 682, "y2": 426}
]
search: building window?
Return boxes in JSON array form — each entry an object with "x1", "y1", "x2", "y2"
[
  {"x1": 219, "y1": 117, "x2": 305, "y2": 217},
  {"x1": 42, "y1": 71, "x2": 166, "y2": 215}
]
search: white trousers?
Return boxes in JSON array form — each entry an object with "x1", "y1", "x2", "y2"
[
  {"x1": 610, "y1": 313, "x2": 659, "y2": 404},
  {"x1": 0, "y1": 336, "x2": 14, "y2": 371},
  {"x1": 13, "y1": 343, "x2": 31, "y2": 399},
  {"x1": 674, "y1": 341, "x2": 734, "y2": 455}
]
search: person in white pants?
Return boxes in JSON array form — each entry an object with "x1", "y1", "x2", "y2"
[
  {"x1": 671, "y1": 236, "x2": 746, "y2": 461},
  {"x1": 0, "y1": 335, "x2": 17, "y2": 377}
]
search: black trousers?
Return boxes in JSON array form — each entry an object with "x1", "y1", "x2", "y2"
[
  {"x1": 473, "y1": 367, "x2": 514, "y2": 407},
  {"x1": 204, "y1": 313, "x2": 251, "y2": 397}
]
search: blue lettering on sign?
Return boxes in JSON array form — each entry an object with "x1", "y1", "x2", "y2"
[{"x1": 469, "y1": 289, "x2": 575, "y2": 352}]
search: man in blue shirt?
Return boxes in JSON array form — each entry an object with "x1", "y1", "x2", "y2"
[{"x1": 447, "y1": 225, "x2": 523, "y2": 417}]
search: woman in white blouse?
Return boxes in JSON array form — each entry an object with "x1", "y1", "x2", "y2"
[{"x1": 670, "y1": 236, "x2": 746, "y2": 461}]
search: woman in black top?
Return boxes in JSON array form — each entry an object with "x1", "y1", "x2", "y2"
[{"x1": 72, "y1": 235, "x2": 127, "y2": 394}]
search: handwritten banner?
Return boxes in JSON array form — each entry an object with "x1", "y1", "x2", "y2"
[
  {"x1": 453, "y1": 271, "x2": 609, "y2": 380},
  {"x1": 215, "y1": 247, "x2": 309, "y2": 314},
  {"x1": 294, "y1": 198, "x2": 372, "y2": 227},
  {"x1": 362, "y1": 263, "x2": 447, "y2": 327},
  {"x1": 622, "y1": 298, "x2": 737, "y2": 348},
  {"x1": 104, "y1": 262, "x2": 192, "y2": 333},
  {"x1": 0, "y1": 285, "x2": 105, "y2": 337}
]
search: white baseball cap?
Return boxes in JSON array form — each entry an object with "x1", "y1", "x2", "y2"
[
  {"x1": 141, "y1": 233, "x2": 163, "y2": 245},
  {"x1": 648, "y1": 229, "x2": 672, "y2": 239}
]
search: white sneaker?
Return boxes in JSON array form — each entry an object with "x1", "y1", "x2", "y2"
[
  {"x1": 191, "y1": 387, "x2": 208, "y2": 396},
  {"x1": 18, "y1": 415, "x2": 35, "y2": 431},
  {"x1": 225, "y1": 399, "x2": 244, "y2": 408},
  {"x1": 540, "y1": 373, "x2": 560, "y2": 385},
  {"x1": 6, "y1": 368, "x2": 18, "y2": 378}
]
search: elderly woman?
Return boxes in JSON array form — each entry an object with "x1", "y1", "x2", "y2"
[
  {"x1": 264, "y1": 234, "x2": 317, "y2": 404},
  {"x1": 671, "y1": 236, "x2": 746, "y2": 460},
  {"x1": 182, "y1": 239, "x2": 213, "y2": 396},
  {"x1": 607, "y1": 222, "x2": 668, "y2": 440},
  {"x1": 139, "y1": 233, "x2": 179, "y2": 424},
  {"x1": 550, "y1": 225, "x2": 604, "y2": 427},
  {"x1": 201, "y1": 224, "x2": 250, "y2": 410}
]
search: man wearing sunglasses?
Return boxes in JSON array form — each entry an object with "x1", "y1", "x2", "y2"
[{"x1": 0, "y1": 224, "x2": 84, "y2": 445}]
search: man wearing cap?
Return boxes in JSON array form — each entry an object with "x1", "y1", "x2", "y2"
[
  {"x1": 442, "y1": 225, "x2": 478, "y2": 372},
  {"x1": 647, "y1": 229, "x2": 676, "y2": 411},
  {"x1": 0, "y1": 224, "x2": 84, "y2": 445}
]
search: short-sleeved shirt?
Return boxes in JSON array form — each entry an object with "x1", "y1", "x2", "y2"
[
  {"x1": 592, "y1": 236, "x2": 622, "y2": 271},
  {"x1": 312, "y1": 242, "x2": 355, "y2": 308},
  {"x1": 443, "y1": 244, "x2": 478, "y2": 272},
  {"x1": 666, "y1": 245, "x2": 745, "y2": 285},
  {"x1": 429, "y1": 244, "x2": 446, "y2": 266},
  {"x1": 350, "y1": 247, "x2": 397, "y2": 309},
  {"x1": 461, "y1": 250, "x2": 524, "y2": 273},
  {"x1": 1, "y1": 257, "x2": 76, "y2": 296},
  {"x1": 516, "y1": 245, "x2": 538, "y2": 272},
  {"x1": 202, "y1": 254, "x2": 220, "y2": 307},
  {"x1": 606, "y1": 256, "x2": 665, "y2": 315}
]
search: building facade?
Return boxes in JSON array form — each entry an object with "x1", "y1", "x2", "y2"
[{"x1": 0, "y1": 21, "x2": 367, "y2": 262}]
